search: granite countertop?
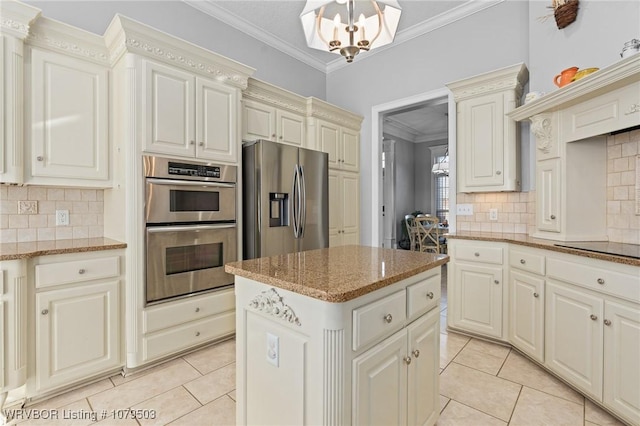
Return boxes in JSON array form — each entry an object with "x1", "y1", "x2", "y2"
[
  {"x1": 225, "y1": 245, "x2": 449, "y2": 303},
  {"x1": 447, "y1": 232, "x2": 640, "y2": 267},
  {"x1": 0, "y1": 238, "x2": 127, "y2": 261}
]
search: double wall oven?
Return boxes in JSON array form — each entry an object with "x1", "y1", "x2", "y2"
[{"x1": 144, "y1": 156, "x2": 237, "y2": 305}]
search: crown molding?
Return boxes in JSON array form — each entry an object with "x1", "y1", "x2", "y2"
[
  {"x1": 383, "y1": 118, "x2": 447, "y2": 144},
  {"x1": 307, "y1": 97, "x2": 363, "y2": 130},
  {"x1": 326, "y1": 0, "x2": 506, "y2": 73},
  {"x1": 182, "y1": 0, "x2": 328, "y2": 73},
  {"x1": 0, "y1": 0, "x2": 41, "y2": 39},
  {"x1": 26, "y1": 17, "x2": 110, "y2": 65},
  {"x1": 105, "y1": 14, "x2": 255, "y2": 89},
  {"x1": 446, "y1": 62, "x2": 529, "y2": 101},
  {"x1": 243, "y1": 78, "x2": 308, "y2": 115}
]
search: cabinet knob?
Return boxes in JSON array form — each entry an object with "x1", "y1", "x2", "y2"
[
  {"x1": 590, "y1": 314, "x2": 598, "y2": 321},
  {"x1": 198, "y1": 142, "x2": 204, "y2": 146},
  {"x1": 41, "y1": 309, "x2": 49, "y2": 315},
  {"x1": 36, "y1": 156, "x2": 44, "y2": 161},
  {"x1": 279, "y1": 135, "x2": 283, "y2": 140},
  {"x1": 403, "y1": 356, "x2": 412, "y2": 365},
  {"x1": 195, "y1": 331, "x2": 201, "y2": 337},
  {"x1": 474, "y1": 252, "x2": 480, "y2": 257},
  {"x1": 604, "y1": 319, "x2": 612, "y2": 326},
  {"x1": 533, "y1": 292, "x2": 539, "y2": 298},
  {"x1": 496, "y1": 170, "x2": 502, "y2": 175},
  {"x1": 494, "y1": 279, "x2": 500, "y2": 285},
  {"x1": 597, "y1": 278, "x2": 605, "y2": 285},
  {"x1": 520, "y1": 259, "x2": 526, "y2": 264},
  {"x1": 78, "y1": 269, "x2": 86, "y2": 274},
  {"x1": 195, "y1": 307, "x2": 200, "y2": 313},
  {"x1": 426, "y1": 292, "x2": 434, "y2": 300},
  {"x1": 383, "y1": 313, "x2": 393, "y2": 323},
  {"x1": 271, "y1": 133, "x2": 276, "y2": 138},
  {"x1": 190, "y1": 140, "x2": 195, "y2": 145},
  {"x1": 412, "y1": 349, "x2": 420, "y2": 358},
  {"x1": 550, "y1": 215, "x2": 556, "y2": 220}
]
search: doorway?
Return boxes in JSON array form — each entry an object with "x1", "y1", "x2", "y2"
[{"x1": 379, "y1": 93, "x2": 452, "y2": 249}]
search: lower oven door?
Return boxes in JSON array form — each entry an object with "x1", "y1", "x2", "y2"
[{"x1": 146, "y1": 223, "x2": 237, "y2": 304}]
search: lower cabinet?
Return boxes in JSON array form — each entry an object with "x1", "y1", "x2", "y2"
[
  {"x1": 509, "y1": 270, "x2": 544, "y2": 363},
  {"x1": 353, "y1": 308, "x2": 439, "y2": 426}
]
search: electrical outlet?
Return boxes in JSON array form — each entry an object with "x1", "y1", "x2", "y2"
[
  {"x1": 456, "y1": 204, "x2": 474, "y2": 216},
  {"x1": 18, "y1": 200, "x2": 38, "y2": 214},
  {"x1": 266, "y1": 333, "x2": 279, "y2": 367},
  {"x1": 489, "y1": 208, "x2": 498, "y2": 221},
  {"x1": 55, "y1": 210, "x2": 69, "y2": 226}
]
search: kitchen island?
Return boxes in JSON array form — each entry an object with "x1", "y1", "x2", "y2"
[{"x1": 225, "y1": 245, "x2": 448, "y2": 426}]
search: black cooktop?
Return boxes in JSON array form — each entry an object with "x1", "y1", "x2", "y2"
[{"x1": 555, "y1": 242, "x2": 640, "y2": 259}]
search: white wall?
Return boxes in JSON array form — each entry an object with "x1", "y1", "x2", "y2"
[
  {"x1": 414, "y1": 142, "x2": 437, "y2": 214},
  {"x1": 394, "y1": 138, "x2": 416, "y2": 242},
  {"x1": 326, "y1": 1, "x2": 530, "y2": 245},
  {"x1": 23, "y1": 0, "x2": 326, "y2": 98},
  {"x1": 528, "y1": 0, "x2": 640, "y2": 94}
]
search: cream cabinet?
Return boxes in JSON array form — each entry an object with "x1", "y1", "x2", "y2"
[
  {"x1": 536, "y1": 158, "x2": 561, "y2": 233},
  {"x1": 353, "y1": 307, "x2": 439, "y2": 426},
  {"x1": 141, "y1": 58, "x2": 239, "y2": 163},
  {"x1": 32, "y1": 252, "x2": 123, "y2": 394},
  {"x1": 27, "y1": 46, "x2": 109, "y2": 185},
  {"x1": 448, "y1": 240, "x2": 506, "y2": 339},
  {"x1": 242, "y1": 99, "x2": 305, "y2": 147},
  {"x1": 329, "y1": 170, "x2": 360, "y2": 247},
  {"x1": 316, "y1": 119, "x2": 359, "y2": 172},
  {"x1": 446, "y1": 63, "x2": 528, "y2": 193}
]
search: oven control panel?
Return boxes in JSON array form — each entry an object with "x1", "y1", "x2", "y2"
[{"x1": 168, "y1": 161, "x2": 221, "y2": 178}]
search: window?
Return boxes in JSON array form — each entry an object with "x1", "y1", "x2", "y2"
[{"x1": 430, "y1": 146, "x2": 449, "y2": 224}]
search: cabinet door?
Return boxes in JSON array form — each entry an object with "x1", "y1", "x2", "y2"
[
  {"x1": 340, "y1": 172, "x2": 360, "y2": 245},
  {"x1": 451, "y1": 262, "x2": 503, "y2": 338},
  {"x1": 142, "y1": 59, "x2": 194, "y2": 157},
  {"x1": 341, "y1": 128, "x2": 360, "y2": 172},
  {"x1": 603, "y1": 301, "x2": 640, "y2": 424},
  {"x1": 537, "y1": 158, "x2": 561, "y2": 233},
  {"x1": 318, "y1": 121, "x2": 340, "y2": 169},
  {"x1": 195, "y1": 78, "x2": 237, "y2": 162},
  {"x1": 35, "y1": 280, "x2": 120, "y2": 392},
  {"x1": 509, "y1": 270, "x2": 545, "y2": 363},
  {"x1": 328, "y1": 170, "x2": 341, "y2": 247},
  {"x1": 352, "y1": 329, "x2": 407, "y2": 426},
  {"x1": 276, "y1": 110, "x2": 305, "y2": 147},
  {"x1": 458, "y1": 93, "x2": 505, "y2": 190},
  {"x1": 242, "y1": 100, "x2": 275, "y2": 142},
  {"x1": 407, "y1": 308, "x2": 439, "y2": 426},
  {"x1": 30, "y1": 48, "x2": 109, "y2": 180},
  {"x1": 545, "y1": 280, "x2": 603, "y2": 400}
]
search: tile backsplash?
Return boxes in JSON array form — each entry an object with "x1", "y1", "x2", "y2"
[
  {"x1": 455, "y1": 191, "x2": 534, "y2": 234},
  {"x1": 0, "y1": 185, "x2": 104, "y2": 243}
]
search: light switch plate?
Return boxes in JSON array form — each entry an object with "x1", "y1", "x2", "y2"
[
  {"x1": 266, "y1": 333, "x2": 279, "y2": 367},
  {"x1": 456, "y1": 204, "x2": 474, "y2": 216},
  {"x1": 18, "y1": 200, "x2": 38, "y2": 214},
  {"x1": 489, "y1": 209, "x2": 498, "y2": 221},
  {"x1": 55, "y1": 210, "x2": 69, "y2": 226}
]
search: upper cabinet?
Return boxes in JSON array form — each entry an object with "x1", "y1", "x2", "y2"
[
  {"x1": 241, "y1": 79, "x2": 306, "y2": 147},
  {"x1": 140, "y1": 58, "x2": 240, "y2": 163},
  {"x1": 447, "y1": 63, "x2": 528, "y2": 193}
]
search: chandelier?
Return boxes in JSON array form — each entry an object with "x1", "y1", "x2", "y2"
[
  {"x1": 300, "y1": 0, "x2": 402, "y2": 63},
  {"x1": 432, "y1": 150, "x2": 449, "y2": 176}
]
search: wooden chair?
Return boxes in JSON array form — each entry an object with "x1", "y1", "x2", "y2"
[
  {"x1": 404, "y1": 214, "x2": 418, "y2": 251},
  {"x1": 414, "y1": 216, "x2": 440, "y2": 254}
]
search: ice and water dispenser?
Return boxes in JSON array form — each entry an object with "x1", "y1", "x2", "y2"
[{"x1": 269, "y1": 192, "x2": 289, "y2": 227}]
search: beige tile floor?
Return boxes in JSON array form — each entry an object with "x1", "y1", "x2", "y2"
[{"x1": 8, "y1": 266, "x2": 627, "y2": 425}]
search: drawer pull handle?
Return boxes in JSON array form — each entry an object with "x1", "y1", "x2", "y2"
[
  {"x1": 412, "y1": 349, "x2": 420, "y2": 358},
  {"x1": 494, "y1": 280, "x2": 500, "y2": 285},
  {"x1": 496, "y1": 170, "x2": 501, "y2": 175},
  {"x1": 195, "y1": 331, "x2": 201, "y2": 337},
  {"x1": 550, "y1": 215, "x2": 556, "y2": 220},
  {"x1": 41, "y1": 309, "x2": 49, "y2": 315},
  {"x1": 533, "y1": 292, "x2": 539, "y2": 298},
  {"x1": 597, "y1": 278, "x2": 605, "y2": 285},
  {"x1": 384, "y1": 314, "x2": 393, "y2": 323},
  {"x1": 590, "y1": 314, "x2": 598, "y2": 321},
  {"x1": 78, "y1": 269, "x2": 86, "y2": 274},
  {"x1": 403, "y1": 356, "x2": 412, "y2": 365},
  {"x1": 36, "y1": 156, "x2": 44, "y2": 161},
  {"x1": 474, "y1": 252, "x2": 480, "y2": 257},
  {"x1": 195, "y1": 307, "x2": 200, "y2": 313},
  {"x1": 604, "y1": 319, "x2": 612, "y2": 326},
  {"x1": 426, "y1": 292, "x2": 434, "y2": 299},
  {"x1": 198, "y1": 142, "x2": 204, "y2": 146},
  {"x1": 520, "y1": 259, "x2": 526, "y2": 264},
  {"x1": 624, "y1": 104, "x2": 640, "y2": 115}
]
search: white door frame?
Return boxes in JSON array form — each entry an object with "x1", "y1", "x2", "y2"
[{"x1": 371, "y1": 88, "x2": 457, "y2": 247}]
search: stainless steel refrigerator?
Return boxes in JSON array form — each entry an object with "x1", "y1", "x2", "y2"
[{"x1": 242, "y1": 139, "x2": 329, "y2": 259}]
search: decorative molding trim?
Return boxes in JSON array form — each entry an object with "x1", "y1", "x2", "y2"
[
  {"x1": 1, "y1": 19, "x2": 29, "y2": 37},
  {"x1": 249, "y1": 288, "x2": 301, "y2": 326},
  {"x1": 27, "y1": 31, "x2": 109, "y2": 64},
  {"x1": 531, "y1": 113, "x2": 554, "y2": 154},
  {"x1": 243, "y1": 78, "x2": 307, "y2": 114},
  {"x1": 0, "y1": 1, "x2": 41, "y2": 39},
  {"x1": 447, "y1": 63, "x2": 529, "y2": 102},
  {"x1": 323, "y1": 329, "x2": 344, "y2": 425},
  {"x1": 307, "y1": 98, "x2": 363, "y2": 130}
]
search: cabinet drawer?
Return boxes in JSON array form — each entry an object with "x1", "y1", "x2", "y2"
[
  {"x1": 407, "y1": 274, "x2": 440, "y2": 320},
  {"x1": 143, "y1": 312, "x2": 235, "y2": 362},
  {"x1": 143, "y1": 288, "x2": 235, "y2": 333},
  {"x1": 454, "y1": 243, "x2": 503, "y2": 265},
  {"x1": 547, "y1": 258, "x2": 640, "y2": 303},
  {"x1": 510, "y1": 248, "x2": 545, "y2": 275},
  {"x1": 36, "y1": 256, "x2": 119, "y2": 289},
  {"x1": 352, "y1": 290, "x2": 406, "y2": 351}
]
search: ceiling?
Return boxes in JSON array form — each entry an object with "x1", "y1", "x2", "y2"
[{"x1": 383, "y1": 99, "x2": 448, "y2": 144}]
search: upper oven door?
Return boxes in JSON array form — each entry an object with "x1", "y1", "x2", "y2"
[{"x1": 145, "y1": 178, "x2": 236, "y2": 224}]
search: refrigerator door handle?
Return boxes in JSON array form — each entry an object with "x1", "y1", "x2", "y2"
[
  {"x1": 291, "y1": 164, "x2": 299, "y2": 238},
  {"x1": 299, "y1": 165, "x2": 306, "y2": 237}
]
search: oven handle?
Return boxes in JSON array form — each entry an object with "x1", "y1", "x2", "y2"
[
  {"x1": 147, "y1": 224, "x2": 236, "y2": 233},
  {"x1": 146, "y1": 177, "x2": 236, "y2": 188}
]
